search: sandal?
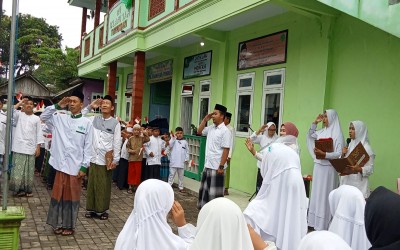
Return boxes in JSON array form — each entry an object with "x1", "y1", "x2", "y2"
[
  {"x1": 127, "y1": 188, "x2": 133, "y2": 194},
  {"x1": 16, "y1": 192, "x2": 26, "y2": 197},
  {"x1": 85, "y1": 212, "x2": 96, "y2": 218},
  {"x1": 100, "y1": 212, "x2": 109, "y2": 220},
  {"x1": 61, "y1": 229, "x2": 74, "y2": 236},
  {"x1": 53, "y1": 228, "x2": 63, "y2": 235},
  {"x1": 26, "y1": 193, "x2": 33, "y2": 197}
]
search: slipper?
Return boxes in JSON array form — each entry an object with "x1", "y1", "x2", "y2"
[
  {"x1": 100, "y1": 212, "x2": 109, "y2": 220},
  {"x1": 127, "y1": 189, "x2": 133, "y2": 194},
  {"x1": 17, "y1": 192, "x2": 26, "y2": 197},
  {"x1": 61, "y1": 229, "x2": 74, "y2": 236},
  {"x1": 85, "y1": 212, "x2": 96, "y2": 218},
  {"x1": 53, "y1": 228, "x2": 63, "y2": 235},
  {"x1": 26, "y1": 193, "x2": 33, "y2": 197}
]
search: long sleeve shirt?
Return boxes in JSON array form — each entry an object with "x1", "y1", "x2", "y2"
[
  {"x1": 127, "y1": 135, "x2": 150, "y2": 162},
  {"x1": 145, "y1": 136, "x2": 166, "y2": 165},
  {"x1": 307, "y1": 123, "x2": 342, "y2": 164},
  {"x1": 226, "y1": 124, "x2": 236, "y2": 158},
  {"x1": 0, "y1": 112, "x2": 6, "y2": 155},
  {"x1": 169, "y1": 138, "x2": 189, "y2": 168},
  {"x1": 12, "y1": 111, "x2": 44, "y2": 155},
  {"x1": 40, "y1": 105, "x2": 93, "y2": 176},
  {"x1": 88, "y1": 115, "x2": 121, "y2": 165}
]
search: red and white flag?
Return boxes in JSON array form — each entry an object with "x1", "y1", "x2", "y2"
[
  {"x1": 135, "y1": 116, "x2": 141, "y2": 124},
  {"x1": 16, "y1": 91, "x2": 22, "y2": 101},
  {"x1": 35, "y1": 103, "x2": 40, "y2": 111},
  {"x1": 190, "y1": 159, "x2": 195, "y2": 167},
  {"x1": 40, "y1": 100, "x2": 44, "y2": 108}
]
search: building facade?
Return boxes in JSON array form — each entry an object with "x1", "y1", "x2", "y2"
[{"x1": 69, "y1": 0, "x2": 400, "y2": 193}]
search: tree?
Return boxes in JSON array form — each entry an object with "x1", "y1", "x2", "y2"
[
  {"x1": 0, "y1": 13, "x2": 62, "y2": 76},
  {"x1": 33, "y1": 47, "x2": 79, "y2": 92}
]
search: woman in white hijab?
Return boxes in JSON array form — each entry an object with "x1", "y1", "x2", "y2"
[
  {"x1": 340, "y1": 120, "x2": 375, "y2": 198},
  {"x1": 307, "y1": 109, "x2": 344, "y2": 230},
  {"x1": 298, "y1": 231, "x2": 352, "y2": 250},
  {"x1": 173, "y1": 197, "x2": 268, "y2": 250},
  {"x1": 243, "y1": 143, "x2": 308, "y2": 250},
  {"x1": 114, "y1": 179, "x2": 188, "y2": 250},
  {"x1": 328, "y1": 185, "x2": 371, "y2": 250},
  {"x1": 249, "y1": 122, "x2": 279, "y2": 167}
]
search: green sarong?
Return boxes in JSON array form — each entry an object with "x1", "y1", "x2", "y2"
[
  {"x1": 9, "y1": 152, "x2": 35, "y2": 193},
  {"x1": 86, "y1": 163, "x2": 113, "y2": 213}
]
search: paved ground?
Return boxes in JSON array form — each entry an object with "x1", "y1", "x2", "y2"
[{"x1": 1, "y1": 175, "x2": 199, "y2": 250}]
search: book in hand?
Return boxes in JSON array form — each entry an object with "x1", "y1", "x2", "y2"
[
  {"x1": 105, "y1": 150, "x2": 114, "y2": 170},
  {"x1": 315, "y1": 138, "x2": 334, "y2": 159},
  {"x1": 329, "y1": 142, "x2": 370, "y2": 173}
]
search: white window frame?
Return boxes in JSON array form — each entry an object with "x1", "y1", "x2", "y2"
[
  {"x1": 198, "y1": 79, "x2": 211, "y2": 124},
  {"x1": 125, "y1": 96, "x2": 132, "y2": 122},
  {"x1": 181, "y1": 82, "x2": 195, "y2": 135},
  {"x1": 261, "y1": 68, "x2": 285, "y2": 128},
  {"x1": 235, "y1": 72, "x2": 255, "y2": 137}
]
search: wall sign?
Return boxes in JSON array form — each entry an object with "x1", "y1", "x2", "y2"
[
  {"x1": 183, "y1": 51, "x2": 212, "y2": 79},
  {"x1": 237, "y1": 30, "x2": 288, "y2": 70},
  {"x1": 107, "y1": 2, "x2": 134, "y2": 43},
  {"x1": 147, "y1": 59, "x2": 173, "y2": 83}
]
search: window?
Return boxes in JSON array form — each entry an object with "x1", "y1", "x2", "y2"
[
  {"x1": 91, "y1": 92, "x2": 103, "y2": 113},
  {"x1": 126, "y1": 97, "x2": 132, "y2": 122},
  {"x1": 114, "y1": 93, "x2": 118, "y2": 117},
  {"x1": 198, "y1": 80, "x2": 211, "y2": 123},
  {"x1": 235, "y1": 73, "x2": 254, "y2": 136},
  {"x1": 181, "y1": 82, "x2": 194, "y2": 135},
  {"x1": 262, "y1": 68, "x2": 285, "y2": 127}
]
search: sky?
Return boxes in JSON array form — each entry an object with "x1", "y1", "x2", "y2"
[{"x1": 3, "y1": 0, "x2": 98, "y2": 49}]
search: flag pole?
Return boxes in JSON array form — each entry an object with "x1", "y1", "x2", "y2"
[{"x1": 3, "y1": 0, "x2": 19, "y2": 210}]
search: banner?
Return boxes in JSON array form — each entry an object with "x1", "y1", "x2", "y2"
[
  {"x1": 183, "y1": 51, "x2": 212, "y2": 79},
  {"x1": 147, "y1": 59, "x2": 173, "y2": 83}
]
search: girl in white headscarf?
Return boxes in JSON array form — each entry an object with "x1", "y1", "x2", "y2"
[
  {"x1": 249, "y1": 122, "x2": 279, "y2": 167},
  {"x1": 340, "y1": 120, "x2": 375, "y2": 198},
  {"x1": 173, "y1": 197, "x2": 267, "y2": 250},
  {"x1": 114, "y1": 179, "x2": 188, "y2": 250},
  {"x1": 328, "y1": 185, "x2": 371, "y2": 250},
  {"x1": 243, "y1": 143, "x2": 308, "y2": 250},
  {"x1": 307, "y1": 109, "x2": 344, "y2": 230},
  {"x1": 298, "y1": 231, "x2": 352, "y2": 250}
]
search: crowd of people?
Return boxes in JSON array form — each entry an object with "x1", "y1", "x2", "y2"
[{"x1": 0, "y1": 93, "x2": 399, "y2": 249}]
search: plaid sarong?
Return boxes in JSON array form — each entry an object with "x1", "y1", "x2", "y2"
[
  {"x1": 197, "y1": 168, "x2": 225, "y2": 209},
  {"x1": 160, "y1": 156, "x2": 170, "y2": 182},
  {"x1": 9, "y1": 152, "x2": 35, "y2": 194}
]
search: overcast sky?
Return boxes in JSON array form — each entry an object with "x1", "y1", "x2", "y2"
[{"x1": 3, "y1": 0, "x2": 99, "y2": 49}]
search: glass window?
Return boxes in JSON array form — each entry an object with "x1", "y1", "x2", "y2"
[
  {"x1": 239, "y1": 78, "x2": 252, "y2": 88},
  {"x1": 263, "y1": 93, "x2": 281, "y2": 125},
  {"x1": 266, "y1": 74, "x2": 282, "y2": 86},
  {"x1": 201, "y1": 84, "x2": 210, "y2": 92},
  {"x1": 236, "y1": 94, "x2": 251, "y2": 132},
  {"x1": 199, "y1": 97, "x2": 209, "y2": 122}
]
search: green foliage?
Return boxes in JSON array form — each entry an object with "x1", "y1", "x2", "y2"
[{"x1": 0, "y1": 12, "x2": 78, "y2": 92}]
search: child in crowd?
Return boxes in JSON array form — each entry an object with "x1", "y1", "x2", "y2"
[
  {"x1": 114, "y1": 125, "x2": 133, "y2": 190},
  {"x1": 144, "y1": 126, "x2": 165, "y2": 180},
  {"x1": 126, "y1": 124, "x2": 149, "y2": 193},
  {"x1": 160, "y1": 132, "x2": 171, "y2": 182},
  {"x1": 167, "y1": 127, "x2": 189, "y2": 192}
]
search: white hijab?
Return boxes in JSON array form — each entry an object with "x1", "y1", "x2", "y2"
[
  {"x1": 298, "y1": 231, "x2": 352, "y2": 250},
  {"x1": 346, "y1": 120, "x2": 374, "y2": 157},
  {"x1": 275, "y1": 135, "x2": 300, "y2": 154},
  {"x1": 307, "y1": 109, "x2": 344, "y2": 164},
  {"x1": 328, "y1": 185, "x2": 371, "y2": 250},
  {"x1": 190, "y1": 198, "x2": 253, "y2": 250},
  {"x1": 244, "y1": 143, "x2": 308, "y2": 250},
  {"x1": 114, "y1": 179, "x2": 188, "y2": 250}
]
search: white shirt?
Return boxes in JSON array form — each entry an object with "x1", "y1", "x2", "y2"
[
  {"x1": 12, "y1": 111, "x2": 44, "y2": 155},
  {"x1": 40, "y1": 105, "x2": 93, "y2": 176},
  {"x1": 120, "y1": 139, "x2": 129, "y2": 160},
  {"x1": 169, "y1": 138, "x2": 189, "y2": 168},
  {"x1": 0, "y1": 112, "x2": 6, "y2": 154},
  {"x1": 145, "y1": 136, "x2": 165, "y2": 165},
  {"x1": 202, "y1": 123, "x2": 231, "y2": 170},
  {"x1": 88, "y1": 116, "x2": 122, "y2": 165},
  {"x1": 226, "y1": 124, "x2": 236, "y2": 158}
]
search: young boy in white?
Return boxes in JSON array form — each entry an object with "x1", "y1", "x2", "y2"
[{"x1": 167, "y1": 127, "x2": 189, "y2": 192}]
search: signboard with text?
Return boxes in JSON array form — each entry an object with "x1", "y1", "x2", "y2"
[
  {"x1": 147, "y1": 59, "x2": 173, "y2": 83},
  {"x1": 183, "y1": 51, "x2": 212, "y2": 79},
  {"x1": 237, "y1": 30, "x2": 288, "y2": 70},
  {"x1": 107, "y1": 2, "x2": 134, "y2": 43}
]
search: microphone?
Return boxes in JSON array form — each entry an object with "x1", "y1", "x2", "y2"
[{"x1": 346, "y1": 138, "x2": 351, "y2": 147}]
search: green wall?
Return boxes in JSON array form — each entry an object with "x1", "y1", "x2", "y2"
[{"x1": 326, "y1": 13, "x2": 400, "y2": 191}]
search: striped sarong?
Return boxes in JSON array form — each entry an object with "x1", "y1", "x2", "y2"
[
  {"x1": 160, "y1": 156, "x2": 170, "y2": 182},
  {"x1": 86, "y1": 163, "x2": 112, "y2": 214},
  {"x1": 9, "y1": 152, "x2": 35, "y2": 194},
  {"x1": 197, "y1": 168, "x2": 225, "y2": 209},
  {"x1": 47, "y1": 171, "x2": 82, "y2": 230}
]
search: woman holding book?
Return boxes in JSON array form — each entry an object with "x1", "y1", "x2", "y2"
[
  {"x1": 307, "y1": 109, "x2": 344, "y2": 230},
  {"x1": 340, "y1": 121, "x2": 374, "y2": 198}
]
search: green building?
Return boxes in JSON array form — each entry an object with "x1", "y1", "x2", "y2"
[{"x1": 68, "y1": 0, "x2": 400, "y2": 194}]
